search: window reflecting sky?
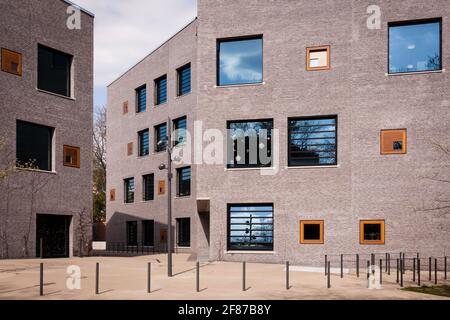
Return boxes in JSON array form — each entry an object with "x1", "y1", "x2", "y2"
[
  {"x1": 389, "y1": 21, "x2": 441, "y2": 73},
  {"x1": 219, "y1": 38, "x2": 263, "y2": 85}
]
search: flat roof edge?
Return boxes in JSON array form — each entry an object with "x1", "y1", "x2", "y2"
[
  {"x1": 107, "y1": 17, "x2": 198, "y2": 88},
  {"x1": 62, "y1": 0, "x2": 95, "y2": 18}
]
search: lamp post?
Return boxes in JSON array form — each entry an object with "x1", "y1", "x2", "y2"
[{"x1": 158, "y1": 117, "x2": 178, "y2": 277}]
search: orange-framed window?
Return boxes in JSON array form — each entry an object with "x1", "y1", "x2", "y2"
[
  {"x1": 306, "y1": 45, "x2": 330, "y2": 71},
  {"x1": 360, "y1": 220, "x2": 385, "y2": 245},
  {"x1": 380, "y1": 129, "x2": 407, "y2": 154},
  {"x1": 1, "y1": 48, "x2": 22, "y2": 76},
  {"x1": 63, "y1": 145, "x2": 80, "y2": 168},
  {"x1": 300, "y1": 220, "x2": 324, "y2": 244}
]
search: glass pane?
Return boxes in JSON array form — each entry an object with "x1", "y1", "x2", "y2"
[
  {"x1": 364, "y1": 224, "x2": 381, "y2": 241},
  {"x1": 303, "y1": 224, "x2": 321, "y2": 240},
  {"x1": 389, "y1": 21, "x2": 441, "y2": 73},
  {"x1": 219, "y1": 37, "x2": 263, "y2": 86}
]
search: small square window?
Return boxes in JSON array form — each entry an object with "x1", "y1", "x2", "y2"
[
  {"x1": 110, "y1": 189, "x2": 116, "y2": 202},
  {"x1": 380, "y1": 129, "x2": 407, "y2": 154},
  {"x1": 360, "y1": 220, "x2": 385, "y2": 245},
  {"x1": 1, "y1": 48, "x2": 22, "y2": 76},
  {"x1": 63, "y1": 145, "x2": 80, "y2": 168},
  {"x1": 306, "y1": 46, "x2": 330, "y2": 71},
  {"x1": 300, "y1": 221, "x2": 324, "y2": 244}
]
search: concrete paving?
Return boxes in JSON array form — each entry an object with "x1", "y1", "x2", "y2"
[{"x1": 0, "y1": 254, "x2": 448, "y2": 300}]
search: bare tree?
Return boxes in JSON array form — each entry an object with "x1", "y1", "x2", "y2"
[
  {"x1": 76, "y1": 207, "x2": 92, "y2": 257},
  {"x1": 93, "y1": 105, "x2": 107, "y2": 223}
]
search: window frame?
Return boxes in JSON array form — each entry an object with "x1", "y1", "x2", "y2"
[
  {"x1": 176, "y1": 166, "x2": 191, "y2": 197},
  {"x1": 154, "y1": 122, "x2": 168, "y2": 153},
  {"x1": 173, "y1": 116, "x2": 187, "y2": 147},
  {"x1": 124, "y1": 177, "x2": 135, "y2": 204},
  {"x1": 135, "y1": 85, "x2": 147, "y2": 113},
  {"x1": 360, "y1": 220, "x2": 385, "y2": 245},
  {"x1": 142, "y1": 173, "x2": 154, "y2": 202},
  {"x1": 227, "y1": 203, "x2": 274, "y2": 252},
  {"x1": 176, "y1": 218, "x2": 191, "y2": 247},
  {"x1": 138, "y1": 129, "x2": 150, "y2": 157},
  {"x1": 380, "y1": 129, "x2": 407, "y2": 155},
  {"x1": 216, "y1": 34, "x2": 264, "y2": 86},
  {"x1": 388, "y1": 18, "x2": 442, "y2": 75},
  {"x1": 63, "y1": 145, "x2": 80, "y2": 168},
  {"x1": 1, "y1": 48, "x2": 22, "y2": 76},
  {"x1": 300, "y1": 220, "x2": 324, "y2": 244},
  {"x1": 287, "y1": 115, "x2": 338, "y2": 167},
  {"x1": 306, "y1": 45, "x2": 331, "y2": 71},
  {"x1": 154, "y1": 74, "x2": 167, "y2": 106},
  {"x1": 177, "y1": 63, "x2": 191, "y2": 96},
  {"x1": 227, "y1": 118, "x2": 273, "y2": 169},
  {"x1": 126, "y1": 221, "x2": 138, "y2": 246}
]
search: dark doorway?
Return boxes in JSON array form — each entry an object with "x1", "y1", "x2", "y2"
[{"x1": 36, "y1": 214, "x2": 71, "y2": 258}]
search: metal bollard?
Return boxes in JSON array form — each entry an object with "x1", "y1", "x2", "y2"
[
  {"x1": 388, "y1": 253, "x2": 391, "y2": 275},
  {"x1": 340, "y1": 254, "x2": 343, "y2": 278},
  {"x1": 242, "y1": 262, "x2": 246, "y2": 292},
  {"x1": 327, "y1": 261, "x2": 331, "y2": 288},
  {"x1": 286, "y1": 261, "x2": 290, "y2": 290},
  {"x1": 147, "y1": 262, "x2": 151, "y2": 293},
  {"x1": 367, "y1": 260, "x2": 370, "y2": 279},
  {"x1": 434, "y1": 258, "x2": 437, "y2": 285},
  {"x1": 95, "y1": 262, "x2": 99, "y2": 295},
  {"x1": 418, "y1": 258, "x2": 421, "y2": 286},
  {"x1": 40, "y1": 238, "x2": 44, "y2": 259},
  {"x1": 400, "y1": 259, "x2": 403, "y2": 287},
  {"x1": 379, "y1": 259, "x2": 382, "y2": 285},
  {"x1": 356, "y1": 254, "x2": 359, "y2": 278},
  {"x1": 371, "y1": 253, "x2": 375, "y2": 266},
  {"x1": 385, "y1": 253, "x2": 388, "y2": 272},
  {"x1": 39, "y1": 263, "x2": 44, "y2": 296},
  {"x1": 402, "y1": 253, "x2": 406, "y2": 274},
  {"x1": 396, "y1": 259, "x2": 399, "y2": 283},
  {"x1": 413, "y1": 258, "x2": 416, "y2": 282},
  {"x1": 429, "y1": 257, "x2": 432, "y2": 281},
  {"x1": 325, "y1": 255, "x2": 328, "y2": 276},
  {"x1": 445, "y1": 256, "x2": 448, "y2": 280},
  {"x1": 196, "y1": 261, "x2": 200, "y2": 292}
]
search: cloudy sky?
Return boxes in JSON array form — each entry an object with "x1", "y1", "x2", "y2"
[{"x1": 73, "y1": 0, "x2": 197, "y2": 109}]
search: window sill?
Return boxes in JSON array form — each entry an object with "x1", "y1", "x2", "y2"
[
  {"x1": 176, "y1": 246, "x2": 191, "y2": 249},
  {"x1": 225, "y1": 251, "x2": 276, "y2": 255},
  {"x1": 386, "y1": 69, "x2": 445, "y2": 76},
  {"x1": 175, "y1": 195, "x2": 191, "y2": 199},
  {"x1": 285, "y1": 165, "x2": 339, "y2": 170},
  {"x1": 175, "y1": 91, "x2": 192, "y2": 99},
  {"x1": 225, "y1": 167, "x2": 275, "y2": 172},
  {"x1": 215, "y1": 82, "x2": 265, "y2": 89},
  {"x1": 15, "y1": 167, "x2": 57, "y2": 175},
  {"x1": 137, "y1": 155, "x2": 150, "y2": 159},
  {"x1": 154, "y1": 102, "x2": 168, "y2": 107},
  {"x1": 135, "y1": 110, "x2": 147, "y2": 115},
  {"x1": 37, "y1": 88, "x2": 75, "y2": 101}
]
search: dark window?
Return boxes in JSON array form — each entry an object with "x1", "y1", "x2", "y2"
[
  {"x1": 177, "y1": 218, "x2": 191, "y2": 247},
  {"x1": 177, "y1": 167, "x2": 191, "y2": 197},
  {"x1": 155, "y1": 75, "x2": 167, "y2": 105},
  {"x1": 173, "y1": 116, "x2": 187, "y2": 146},
  {"x1": 288, "y1": 116, "x2": 337, "y2": 167},
  {"x1": 300, "y1": 221, "x2": 324, "y2": 244},
  {"x1": 228, "y1": 204, "x2": 273, "y2": 251},
  {"x1": 124, "y1": 178, "x2": 135, "y2": 203},
  {"x1": 142, "y1": 220, "x2": 154, "y2": 246},
  {"x1": 143, "y1": 173, "x2": 154, "y2": 201},
  {"x1": 138, "y1": 129, "x2": 149, "y2": 156},
  {"x1": 136, "y1": 85, "x2": 147, "y2": 113},
  {"x1": 364, "y1": 224, "x2": 381, "y2": 241},
  {"x1": 360, "y1": 220, "x2": 385, "y2": 245},
  {"x1": 177, "y1": 63, "x2": 191, "y2": 96},
  {"x1": 38, "y1": 45, "x2": 72, "y2": 97},
  {"x1": 218, "y1": 36, "x2": 263, "y2": 86},
  {"x1": 155, "y1": 123, "x2": 167, "y2": 152},
  {"x1": 304, "y1": 224, "x2": 320, "y2": 240},
  {"x1": 126, "y1": 221, "x2": 138, "y2": 246},
  {"x1": 389, "y1": 19, "x2": 441, "y2": 74},
  {"x1": 16, "y1": 120, "x2": 53, "y2": 171},
  {"x1": 227, "y1": 119, "x2": 272, "y2": 168}
]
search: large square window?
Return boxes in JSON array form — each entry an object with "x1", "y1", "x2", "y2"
[
  {"x1": 38, "y1": 44, "x2": 72, "y2": 97},
  {"x1": 227, "y1": 119, "x2": 272, "y2": 168},
  {"x1": 288, "y1": 116, "x2": 337, "y2": 167},
  {"x1": 228, "y1": 204, "x2": 273, "y2": 251},
  {"x1": 389, "y1": 19, "x2": 441, "y2": 74},
  {"x1": 16, "y1": 120, "x2": 53, "y2": 171},
  {"x1": 218, "y1": 36, "x2": 263, "y2": 86}
]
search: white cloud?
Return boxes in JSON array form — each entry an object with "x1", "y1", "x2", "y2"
[{"x1": 73, "y1": 0, "x2": 197, "y2": 88}]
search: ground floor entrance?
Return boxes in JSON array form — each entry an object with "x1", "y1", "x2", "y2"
[{"x1": 36, "y1": 214, "x2": 71, "y2": 258}]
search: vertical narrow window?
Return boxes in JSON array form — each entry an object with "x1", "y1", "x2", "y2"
[
  {"x1": 37, "y1": 44, "x2": 72, "y2": 97},
  {"x1": 136, "y1": 85, "x2": 147, "y2": 113},
  {"x1": 218, "y1": 36, "x2": 263, "y2": 86},
  {"x1": 124, "y1": 178, "x2": 135, "y2": 204},
  {"x1": 173, "y1": 116, "x2": 187, "y2": 146},
  {"x1": 63, "y1": 145, "x2": 80, "y2": 168},
  {"x1": 228, "y1": 204, "x2": 274, "y2": 251},
  {"x1": 389, "y1": 19, "x2": 441, "y2": 74},
  {"x1": 306, "y1": 46, "x2": 330, "y2": 71},
  {"x1": 142, "y1": 220, "x2": 154, "y2": 246},
  {"x1": 142, "y1": 173, "x2": 154, "y2": 201},
  {"x1": 177, "y1": 63, "x2": 191, "y2": 96},
  {"x1": 158, "y1": 180, "x2": 165, "y2": 195},
  {"x1": 288, "y1": 116, "x2": 337, "y2": 167},
  {"x1": 155, "y1": 123, "x2": 167, "y2": 152},
  {"x1": 176, "y1": 218, "x2": 191, "y2": 247},
  {"x1": 177, "y1": 167, "x2": 191, "y2": 197},
  {"x1": 138, "y1": 129, "x2": 150, "y2": 157},
  {"x1": 109, "y1": 189, "x2": 116, "y2": 201},
  {"x1": 300, "y1": 221, "x2": 324, "y2": 244},
  {"x1": 16, "y1": 120, "x2": 53, "y2": 171},
  {"x1": 360, "y1": 220, "x2": 385, "y2": 245},
  {"x1": 126, "y1": 221, "x2": 138, "y2": 246},
  {"x1": 155, "y1": 75, "x2": 167, "y2": 105},
  {"x1": 227, "y1": 119, "x2": 273, "y2": 168},
  {"x1": 1, "y1": 48, "x2": 22, "y2": 76}
]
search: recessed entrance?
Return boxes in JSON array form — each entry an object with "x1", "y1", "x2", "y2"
[{"x1": 36, "y1": 214, "x2": 71, "y2": 258}]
